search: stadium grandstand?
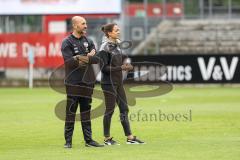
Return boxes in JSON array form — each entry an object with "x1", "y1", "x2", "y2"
[{"x1": 0, "y1": 0, "x2": 240, "y2": 84}]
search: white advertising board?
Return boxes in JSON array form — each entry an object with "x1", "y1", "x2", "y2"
[{"x1": 0, "y1": 0, "x2": 121, "y2": 15}]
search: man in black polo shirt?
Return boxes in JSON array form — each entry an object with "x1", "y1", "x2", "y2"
[{"x1": 61, "y1": 16, "x2": 103, "y2": 148}]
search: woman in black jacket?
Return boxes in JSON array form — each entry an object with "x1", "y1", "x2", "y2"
[{"x1": 98, "y1": 23, "x2": 144, "y2": 145}]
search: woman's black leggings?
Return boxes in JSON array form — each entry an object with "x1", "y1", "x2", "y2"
[{"x1": 101, "y1": 84, "x2": 132, "y2": 137}]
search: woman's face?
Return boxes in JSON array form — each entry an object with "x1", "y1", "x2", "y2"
[{"x1": 108, "y1": 25, "x2": 120, "y2": 40}]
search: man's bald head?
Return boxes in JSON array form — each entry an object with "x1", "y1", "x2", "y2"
[
  {"x1": 71, "y1": 16, "x2": 87, "y2": 36},
  {"x1": 72, "y1": 16, "x2": 85, "y2": 26}
]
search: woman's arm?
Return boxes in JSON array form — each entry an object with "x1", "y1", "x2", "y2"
[{"x1": 97, "y1": 50, "x2": 122, "y2": 72}]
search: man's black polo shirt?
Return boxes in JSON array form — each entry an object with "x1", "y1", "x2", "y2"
[{"x1": 61, "y1": 34, "x2": 99, "y2": 96}]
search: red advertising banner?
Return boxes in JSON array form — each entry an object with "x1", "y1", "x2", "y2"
[{"x1": 0, "y1": 33, "x2": 66, "y2": 68}]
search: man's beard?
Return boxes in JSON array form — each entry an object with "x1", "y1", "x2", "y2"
[{"x1": 78, "y1": 29, "x2": 87, "y2": 35}]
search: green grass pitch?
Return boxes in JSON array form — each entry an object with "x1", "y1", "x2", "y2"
[{"x1": 0, "y1": 85, "x2": 239, "y2": 160}]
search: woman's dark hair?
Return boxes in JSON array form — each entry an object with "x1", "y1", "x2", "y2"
[{"x1": 101, "y1": 23, "x2": 117, "y2": 37}]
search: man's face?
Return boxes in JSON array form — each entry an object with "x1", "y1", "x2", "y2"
[
  {"x1": 108, "y1": 25, "x2": 120, "y2": 40},
  {"x1": 73, "y1": 18, "x2": 87, "y2": 35}
]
